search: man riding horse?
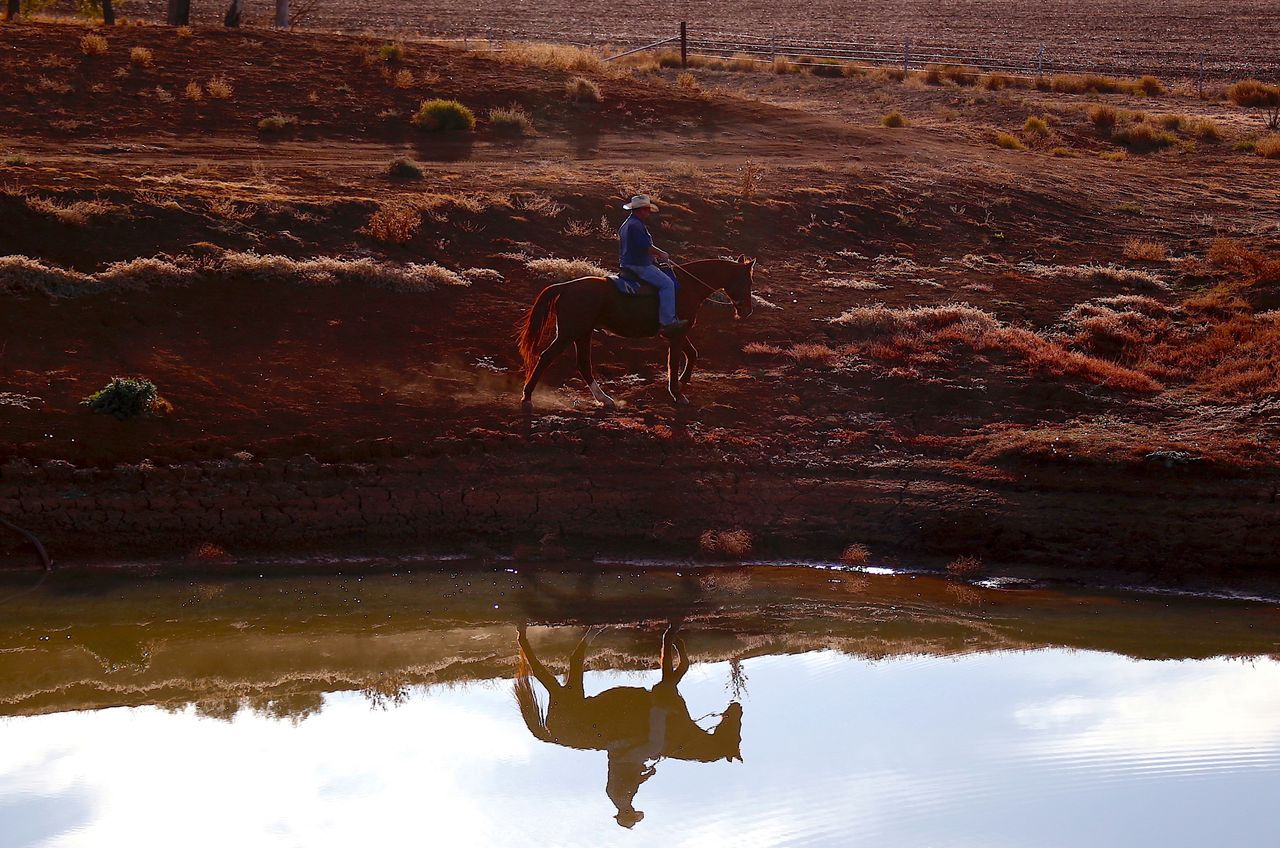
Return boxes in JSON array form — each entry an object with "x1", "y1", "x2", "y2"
[{"x1": 618, "y1": 194, "x2": 688, "y2": 339}]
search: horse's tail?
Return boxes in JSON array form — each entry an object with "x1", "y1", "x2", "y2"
[
  {"x1": 513, "y1": 652, "x2": 555, "y2": 743},
  {"x1": 517, "y1": 283, "x2": 566, "y2": 380}
]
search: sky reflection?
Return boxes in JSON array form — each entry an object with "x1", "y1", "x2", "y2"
[{"x1": 2, "y1": 648, "x2": 1278, "y2": 848}]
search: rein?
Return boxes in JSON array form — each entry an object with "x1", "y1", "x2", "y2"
[{"x1": 668, "y1": 259, "x2": 720, "y2": 295}]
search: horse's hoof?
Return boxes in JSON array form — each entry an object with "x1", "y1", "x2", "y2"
[
  {"x1": 602, "y1": 399, "x2": 617, "y2": 411},
  {"x1": 671, "y1": 394, "x2": 691, "y2": 406},
  {"x1": 520, "y1": 399, "x2": 533, "y2": 413}
]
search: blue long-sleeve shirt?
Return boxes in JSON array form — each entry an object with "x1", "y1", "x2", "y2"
[{"x1": 619, "y1": 214, "x2": 653, "y2": 267}]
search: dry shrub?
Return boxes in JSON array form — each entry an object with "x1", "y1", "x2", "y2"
[
  {"x1": 30, "y1": 76, "x2": 71, "y2": 96},
  {"x1": 881, "y1": 110, "x2": 907, "y2": 128},
  {"x1": 513, "y1": 194, "x2": 564, "y2": 216},
  {"x1": 923, "y1": 64, "x2": 976, "y2": 86},
  {"x1": 831, "y1": 302, "x2": 1160, "y2": 391},
  {"x1": 206, "y1": 75, "x2": 233, "y2": 99},
  {"x1": 676, "y1": 71, "x2": 699, "y2": 91},
  {"x1": 840, "y1": 543, "x2": 870, "y2": 566},
  {"x1": 1023, "y1": 115, "x2": 1051, "y2": 137},
  {"x1": 488, "y1": 104, "x2": 534, "y2": 135},
  {"x1": 175, "y1": 25, "x2": 194, "y2": 39},
  {"x1": 1089, "y1": 104, "x2": 1118, "y2": 133},
  {"x1": 386, "y1": 157, "x2": 423, "y2": 180},
  {"x1": 771, "y1": 56, "x2": 796, "y2": 74},
  {"x1": 808, "y1": 58, "x2": 845, "y2": 78},
  {"x1": 525, "y1": 257, "x2": 609, "y2": 279},
  {"x1": 183, "y1": 81, "x2": 203, "y2": 101},
  {"x1": 1255, "y1": 135, "x2": 1280, "y2": 158},
  {"x1": 565, "y1": 76, "x2": 602, "y2": 103},
  {"x1": 377, "y1": 43, "x2": 405, "y2": 63},
  {"x1": 1100, "y1": 150, "x2": 1127, "y2": 162},
  {"x1": 129, "y1": 46, "x2": 153, "y2": 68},
  {"x1": 502, "y1": 42, "x2": 603, "y2": 73},
  {"x1": 1054, "y1": 295, "x2": 1173, "y2": 357},
  {"x1": 154, "y1": 86, "x2": 175, "y2": 104},
  {"x1": 699, "y1": 529, "x2": 754, "y2": 559},
  {"x1": 785, "y1": 343, "x2": 841, "y2": 364},
  {"x1": 995, "y1": 131, "x2": 1024, "y2": 150},
  {"x1": 1227, "y1": 79, "x2": 1280, "y2": 129},
  {"x1": 80, "y1": 34, "x2": 108, "y2": 56},
  {"x1": 360, "y1": 204, "x2": 420, "y2": 244},
  {"x1": 1050, "y1": 146, "x2": 1073, "y2": 157},
  {"x1": 24, "y1": 195, "x2": 114, "y2": 226},
  {"x1": 1112, "y1": 121, "x2": 1176, "y2": 152},
  {"x1": 1123, "y1": 238, "x2": 1168, "y2": 261},
  {"x1": 1157, "y1": 113, "x2": 1186, "y2": 131},
  {"x1": 1051, "y1": 73, "x2": 1128, "y2": 94},
  {"x1": 0, "y1": 252, "x2": 467, "y2": 297},
  {"x1": 946, "y1": 555, "x2": 984, "y2": 578},
  {"x1": 743, "y1": 341, "x2": 784, "y2": 356},
  {"x1": 727, "y1": 53, "x2": 758, "y2": 72},
  {"x1": 982, "y1": 72, "x2": 1018, "y2": 90},
  {"x1": 393, "y1": 69, "x2": 415, "y2": 89},
  {"x1": 1136, "y1": 75, "x2": 1165, "y2": 96},
  {"x1": 1188, "y1": 118, "x2": 1223, "y2": 142}
]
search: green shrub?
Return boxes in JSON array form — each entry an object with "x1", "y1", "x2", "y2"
[
  {"x1": 82, "y1": 377, "x2": 164, "y2": 419},
  {"x1": 257, "y1": 113, "x2": 298, "y2": 133},
  {"x1": 386, "y1": 157, "x2": 424, "y2": 180},
  {"x1": 412, "y1": 99, "x2": 476, "y2": 131},
  {"x1": 378, "y1": 43, "x2": 406, "y2": 63}
]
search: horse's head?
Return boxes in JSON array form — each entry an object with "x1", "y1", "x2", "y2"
[{"x1": 725, "y1": 255, "x2": 756, "y2": 319}]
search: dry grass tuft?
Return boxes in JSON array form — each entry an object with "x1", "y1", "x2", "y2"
[
  {"x1": 393, "y1": 69, "x2": 415, "y2": 89},
  {"x1": 743, "y1": 341, "x2": 784, "y2": 356},
  {"x1": 1188, "y1": 117, "x2": 1223, "y2": 142},
  {"x1": 129, "y1": 46, "x2": 153, "y2": 68},
  {"x1": 946, "y1": 555, "x2": 984, "y2": 578},
  {"x1": 995, "y1": 131, "x2": 1024, "y2": 150},
  {"x1": 24, "y1": 195, "x2": 115, "y2": 226},
  {"x1": 80, "y1": 34, "x2": 108, "y2": 56},
  {"x1": 488, "y1": 104, "x2": 534, "y2": 135},
  {"x1": 502, "y1": 42, "x2": 603, "y2": 73},
  {"x1": 1023, "y1": 115, "x2": 1051, "y2": 136},
  {"x1": 1123, "y1": 238, "x2": 1168, "y2": 261},
  {"x1": 676, "y1": 71, "x2": 700, "y2": 91},
  {"x1": 257, "y1": 113, "x2": 298, "y2": 133},
  {"x1": 175, "y1": 25, "x2": 194, "y2": 39},
  {"x1": 923, "y1": 64, "x2": 977, "y2": 86},
  {"x1": 1089, "y1": 104, "x2": 1118, "y2": 133},
  {"x1": 1255, "y1": 135, "x2": 1280, "y2": 158},
  {"x1": 1227, "y1": 79, "x2": 1280, "y2": 129},
  {"x1": 360, "y1": 204, "x2": 420, "y2": 244},
  {"x1": 1112, "y1": 121, "x2": 1177, "y2": 152},
  {"x1": 881, "y1": 110, "x2": 907, "y2": 128},
  {"x1": 699, "y1": 529, "x2": 755, "y2": 559},
  {"x1": 840, "y1": 543, "x2": 871, "y2": 566},
  {"x1": 785, "y1": 342, "x2": 841, "y2": 364},
  {"x1": 206, "y1": 75, "x2": 233, "y2": 99},
  {"x1": 525, "y1": 257, "x2": 609, "y2": 279},
  {"x1": 565, "y1": 76, "x2": 602, "y2": 104},
  {"x1": 1136, "y1": 75, "x2": 1166, "y2": 96},
  {"x1": 183, "y1": 80, "x2": 203, "y2": 101}
]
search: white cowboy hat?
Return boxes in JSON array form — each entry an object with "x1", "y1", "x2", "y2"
[{"x1": 622, "y1": 194, "x2": 659, "y2": 211}]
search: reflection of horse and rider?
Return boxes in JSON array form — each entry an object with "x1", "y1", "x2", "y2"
[{"x1": 514, "y1": 624, "x2": 743, "y2": 828}]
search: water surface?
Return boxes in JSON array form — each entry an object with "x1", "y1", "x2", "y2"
[{"x1": 1, "y1": 564, "x2": 1278, "y2": 847}]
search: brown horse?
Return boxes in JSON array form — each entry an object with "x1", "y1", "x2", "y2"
[
  {"x1": 517, "y1": 257, "x2": 756, "y2": 410},
  {"x1": 514, "y1": 624, "x2": 743, "y2": 828}
]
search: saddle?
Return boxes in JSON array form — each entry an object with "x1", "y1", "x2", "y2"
[{"x1": 609, "y1": 268, "x2": 658, "y2": 297}]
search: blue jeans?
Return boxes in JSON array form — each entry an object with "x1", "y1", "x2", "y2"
[{"x1": 623, "y1": 264, "x2": 678, "y2": 325}]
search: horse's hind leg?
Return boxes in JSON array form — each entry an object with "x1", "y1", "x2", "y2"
[
  {"x1": 575, "y1": 335, "x2": 616, "y2": 410},
  {"x1": 667, "y1": 343, "x2": 690, "y2": 405},
  {"x1": 522, "y1": 334, "x2": 573, "y2": 410},
  {"x1": 679, "y1": 338, "x2": 698, "y2": 385}
]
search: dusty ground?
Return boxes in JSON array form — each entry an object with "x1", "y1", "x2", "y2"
[{"x1": 1, "y1": 21, "x2": 1279, "y2": 576}]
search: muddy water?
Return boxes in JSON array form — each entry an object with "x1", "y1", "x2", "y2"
[{"x1": 2, "y1": 563, "x2": 1279, "y2": 847}]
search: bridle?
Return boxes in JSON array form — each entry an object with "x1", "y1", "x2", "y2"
[{"x1": 669, "y1": 259, "x2": 749, "y2": 311}]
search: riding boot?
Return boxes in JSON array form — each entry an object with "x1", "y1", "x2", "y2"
[{"x1": 659, "y1": 319, "x2": 689, "y2": 338}]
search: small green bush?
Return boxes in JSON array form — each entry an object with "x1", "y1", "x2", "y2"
[
  {"x1": 82, "y1": 377, "x2": 163, "y2": 420},
  {"x1": 386, "y1": 157, "x2": 424, "y2": 180},
  {"x1": 378, "y1": 43, "x2": 406, "y2": 63},
  {"x1": 412, "y1": 99, "x2": 476, "y2": 131},
  {"x1": 258, "y1": 113, "x2": 298, "y2": 133}
]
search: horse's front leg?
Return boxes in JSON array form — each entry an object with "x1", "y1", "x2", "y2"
[
  {"x1": 679, "y1": 338, "x2": 698, "y2": 385},
  {"x1": 667, "y1": 343, "x2": 690, "y2": 405}
]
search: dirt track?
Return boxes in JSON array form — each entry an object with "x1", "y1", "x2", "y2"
[{"x1": 2, "y1": 22, "x2": 1279, "y2": 576}]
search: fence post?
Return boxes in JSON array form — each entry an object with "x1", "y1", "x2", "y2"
[
  {"x1": 680, "y1": 21, "x2": 687, "y2": 68},
  {"x1": 1197, "y1": 54, "x2": 1205, "y2": 99},
  {"x1": 1037, "y1": 44, "x2": 1044, "y2": 79},
  {"x1": 903, "y1": 37, "x2": 910, "y2": 76}
]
